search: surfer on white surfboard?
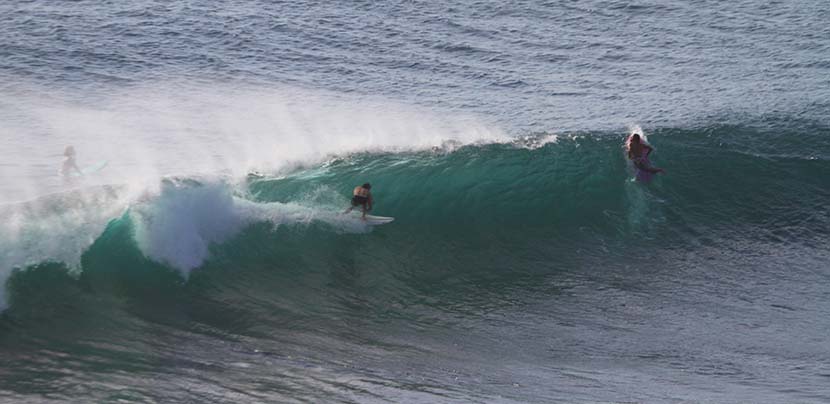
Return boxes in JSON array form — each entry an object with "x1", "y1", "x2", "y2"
[
  {"x1": 344, "y1": 183, "x2": 373, "y2": 219},
  {"x1": 60, "y1": 146, "x2": 83, "y2": 179}
]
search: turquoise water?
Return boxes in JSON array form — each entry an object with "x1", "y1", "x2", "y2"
[
  {"x1": 3, "y1": 127, "x2": 829, "y2": 402},
  {"x1": 2, "y1": 0, "x2": 830, "y2": 402}
]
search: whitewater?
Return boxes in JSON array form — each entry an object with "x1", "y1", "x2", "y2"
[{"x1": 2, "y1": 0, "x2": 829, "y2": 403}]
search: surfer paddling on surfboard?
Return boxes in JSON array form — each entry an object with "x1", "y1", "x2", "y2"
[
  {"x1": 345, "y1": 183, "x2": 373, "y2": 219},
  {"x1": 626, "y1": 134, "x2": 664, "y2": 182}
]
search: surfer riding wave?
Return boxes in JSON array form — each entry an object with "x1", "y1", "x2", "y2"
[
  {"x1": 344, "y1": 183, "x2": 373, "y2": 219},
  {"x1": 625, "y1": 134, "x2": 665, "y2": 182}
]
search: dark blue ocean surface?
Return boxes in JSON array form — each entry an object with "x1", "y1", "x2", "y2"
[
  {"x1": 2, "y1": 0, "x2": 829, "y2": 130},
  {"x1": 1, "y1": 1, "x2": 829, "y2": 403}
]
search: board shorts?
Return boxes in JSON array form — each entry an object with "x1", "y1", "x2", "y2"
[{"x1": 351, "y1": 195, "x2": 368, "y2": 206}]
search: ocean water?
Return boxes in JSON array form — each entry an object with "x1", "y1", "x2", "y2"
[{"x1": 1, "y1": 1, "x2": 829, "y2": 403}]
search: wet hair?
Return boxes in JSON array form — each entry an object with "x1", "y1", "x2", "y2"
[
  {"x1": 64, "y1": 146, "x2": 76, "y2": 157},
  {"x1": 625, "y1": 134, "x2": 641, "y2": 153},
  {"x1": 362, "y1": 183, "x2": 371, "y2": 189}
]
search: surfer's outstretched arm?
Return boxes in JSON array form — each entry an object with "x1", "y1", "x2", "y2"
[
  {"x1": 646, "y1": 166, "x2": 665, "y2": 174},
  {"x1": 634, "y1": 159, "x2": 665, "y2": 174}
]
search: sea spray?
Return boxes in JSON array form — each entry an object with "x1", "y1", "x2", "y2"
[
  {"x1": 129, "y1": 178, "x2": 376, "y2": 276},
  {"x1": 0, "y1": 83, "x2": 507, "y2": 205},
  {"x1": 0, "y1": 186, "x2": 129, "y2": 308}
]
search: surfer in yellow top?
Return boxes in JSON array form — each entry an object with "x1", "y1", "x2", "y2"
[{"x1": 345, "y1": 183, "x2": 373, "y2": 219}]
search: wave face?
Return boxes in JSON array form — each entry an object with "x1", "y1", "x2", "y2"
[{"x1": 2, "y1": 123, "x2": 829, "y2": 402}]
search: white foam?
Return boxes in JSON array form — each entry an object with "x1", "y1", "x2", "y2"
[
  {"x1": 0, "y1": 81, "x2": 508, "y2": 205},
  {"x1": 130, "y1": 180, "x2": 243, "y2": 273},
  {"x1": 129, "y1": 178, "x2": 370, "y2": 277},
  {"x1": 627, "y1": 124, "x2": 650, "y2": 144},
  {"x1": 0, "y1": 185, "x2": 134, "y2": 309},
  {"x1": 0, "y1": 175, "x2": 373, "y2": 309},
  {"x1": 0, "y1": 82, "x2": 506, "y2": 307},
  {"x1": 513, "y1": 133, "x2": 559, "y2": 150}
]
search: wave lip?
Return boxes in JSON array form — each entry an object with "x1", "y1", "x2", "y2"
[{"x1": 0, "y1": 83, "x2": 509, "y2": 206}]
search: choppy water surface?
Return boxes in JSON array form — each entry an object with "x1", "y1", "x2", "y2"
[{"x1": 1, "y1": 1, "x2": 829, "y2": 403}]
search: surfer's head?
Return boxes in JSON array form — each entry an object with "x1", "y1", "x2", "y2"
[
  {"x1": 362, "y1": 183, "x2": 371, "y2": 190},
  {"x1": 626, "y1": 134, "x2": 641, "y2": 152},
  {"x1": 63, "y1": 145, "x2": 76, "y2": 157}
]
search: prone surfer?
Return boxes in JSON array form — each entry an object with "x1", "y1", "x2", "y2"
[
  {"x1": 345, "y1": 183, "x2": 373, "y2": 219},
  {"x1": 626, "y1": 134, "x2": 664, "y2": 182}
]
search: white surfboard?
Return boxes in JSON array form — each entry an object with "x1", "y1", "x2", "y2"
[
  {"x1": 348, "y1": 211, "x2": 394, "y2": 225},
  {"x1": 364, "y1": 214, "x2": 394, "y2": 225},
  {"x1": 64, "y1": 160, "x2": 109, "y2": 178}
]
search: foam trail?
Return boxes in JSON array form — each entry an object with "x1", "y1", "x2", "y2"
[
  {"x1": 129, "y1": 178, "x2": 371, "y2": 276},
  {"x1": 627, "y1": 124, "x2": 649, "y2": 144}
]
